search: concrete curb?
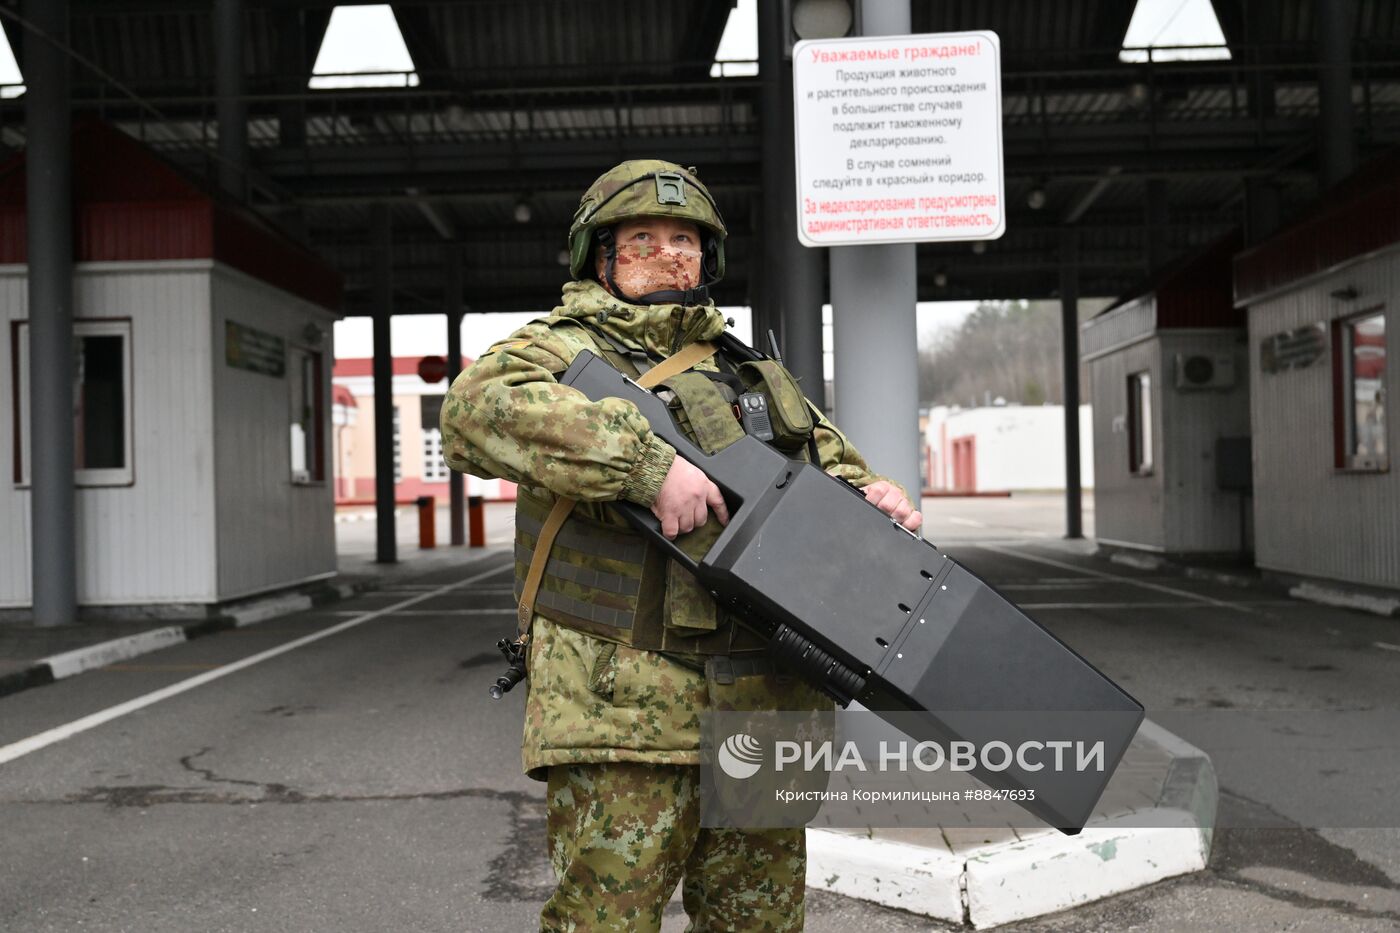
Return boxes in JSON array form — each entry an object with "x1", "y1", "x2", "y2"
[
  {"x1": 1095, "y1": 543, "x2": 1400, "y2": 617},
  {"x1": 1288, "y1": 581, "x2": 1400, "y2": 618},
  {"x1": 806, "y1": 718, "x2": 1216, "y2": 929},
  {"x1": 0, "y1": 578, "x2": 378, "y2": 700},
  {"x1": 807, "y1": 830, "x2": 966, "y2": 925}
]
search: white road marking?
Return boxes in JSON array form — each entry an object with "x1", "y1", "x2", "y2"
[
  {"x1": 0, "y1": 559, "x2": 513, "y2": 767},
  {"x1": 1021, "y1": 600, "x2": 1296, "y2": 610},
  {"x1": 981, "y1": 545, "x2": 1258, "y2": 614},
  {"x1": 940, "y1": 517, "x2": 1053, "y2": 537},
  {"x1": 327, "y1": 608, "x2": 515, "y2": 617},
  {"x1": 1375, "y1": 641, "x2": 1400, "y2": 653}
]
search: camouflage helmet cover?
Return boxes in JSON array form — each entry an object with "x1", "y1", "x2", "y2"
[{"x1": 568, "y1": 159, "x2": 727, "y2": 283}]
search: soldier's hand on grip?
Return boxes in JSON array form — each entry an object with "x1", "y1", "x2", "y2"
[
  {"x1": 863, "y1": 480, "x2": 923, "y2": 532},
  {"x1": 652, "y1": 455, "x2": 729, "y2": 539}
]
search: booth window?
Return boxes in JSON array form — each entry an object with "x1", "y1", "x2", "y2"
[
  {"x1": 11, "y1": 319, "x2": 133, "y2": 487},
  {"x1": 1335, "y1": 310, "x2": 1388, "y2": 471},
  {"x1": 289, "y1": 345, "x2": 325, "y2": 483},
  {"x1": 392, "y1": 406, "x2": 402, "y2": 484},
  {"x1": 1127, "y1": 371, "x2": 1153, "y2": 475},
  {"x1": 420, "y1": 394, "x2": 449, "y2": 482}
]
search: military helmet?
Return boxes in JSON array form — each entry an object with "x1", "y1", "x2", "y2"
[{"x1": 567, "y1": 159, "x2": 727, "y2": 284}]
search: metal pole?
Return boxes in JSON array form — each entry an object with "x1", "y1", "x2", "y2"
[
  {"x1": 26, "y1": 0, "x2": 76, "y2": 627},
  {"x1": 444, "y1": 246, "x2": 466, "y2": 547},
  {"x1": 829, "y1": 0, "x2": 921, "y2": 501},
  {"x1": 371, "y1": 205, "x2": 397, "y2": 563},
  {"x1": 753, "y1": 1, "x2": 781, "y2": 348},
  {"x1": 1316, "y1": 0, "x2": 1356, "y2": 189},
  {"x1": 759, "y1": 0, "x2": 825, "y2": 401},
  {"x1": 275, "y1": 8, "x2": 307, "y2": 151},
  {"x1": 1060, "y1": 231, "x2": 1083, "y2": 540},
  {"x1": 213, "y1": 0, "x2": 248, "y2": 199}
]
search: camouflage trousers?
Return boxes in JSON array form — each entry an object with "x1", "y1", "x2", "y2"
[{"x1": 540, "y1": 761, "x2": 806, "y2": 932}]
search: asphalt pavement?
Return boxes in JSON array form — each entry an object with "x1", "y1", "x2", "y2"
[{"x1": 1, "y1": 495, "x2": 1397, "y2": 931}]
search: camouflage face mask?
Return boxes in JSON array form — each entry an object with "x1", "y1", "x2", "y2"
[{"x1": 597, "y1": 242, "x2": 703, "y2": 300}]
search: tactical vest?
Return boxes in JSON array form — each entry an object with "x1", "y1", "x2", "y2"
[{"x1": 512, "y1": 318, "x2": 817, "y2": 663}]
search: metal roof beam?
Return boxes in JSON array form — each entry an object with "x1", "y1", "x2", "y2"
[
  {"x1": 1062, "y1": 166, "x2": 1124, "y2": 223},
  {"x1": 67, "y1": 0, "x2": 422, "y2": 10},
  {"x1": 404, "y1": 188, "x2": 457, "y2": 240},
  {"x1": 679, "y1": 0, "x2": 738, "y2": 79},
  {"x1": 390, "y1": 5, "x2": 454, "y2": 87}
]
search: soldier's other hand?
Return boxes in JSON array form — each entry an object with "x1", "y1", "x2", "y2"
[
  {"x1": 863, "y1": 480, "x2": 923, "y2": 532},
  {"x1": 652, "y1": 456, "x2": 729, "y2": 539}
]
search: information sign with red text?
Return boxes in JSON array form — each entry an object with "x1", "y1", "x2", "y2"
[{"x1": 793, "y1": 32, "x2": 1005, "y2": 247}]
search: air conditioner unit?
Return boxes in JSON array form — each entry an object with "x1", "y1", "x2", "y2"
[{"x1": 1174, "y1": 353, "x2": 1236, "y2": 390}]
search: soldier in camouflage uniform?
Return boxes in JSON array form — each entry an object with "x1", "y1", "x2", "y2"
[{"x1": 440, "y1": 160, "x2": 922, "y2": 932}]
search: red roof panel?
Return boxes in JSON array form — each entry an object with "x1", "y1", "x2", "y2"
[{"x1": 0, "y1": 119, "x2": 341, "y2": 311}]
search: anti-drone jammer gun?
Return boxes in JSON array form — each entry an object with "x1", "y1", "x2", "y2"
[{"x1": 559, "y1": 344, "x2": 1144, "y2": 833}]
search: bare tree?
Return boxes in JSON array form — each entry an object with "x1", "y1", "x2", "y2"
[{"x1": 919, "y1": 300, "x2": 1106, "y2": 407}]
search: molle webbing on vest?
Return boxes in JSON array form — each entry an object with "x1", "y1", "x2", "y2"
[
  {"x1": 512, "y1": 330, "x2": 780, "y2": 659},
  {"x1": 513, "y1": 339, "x2": 717, "y2": 639},
  {"x1": 513, "y1": 489, "x2": 660, "y2": 635},
  {"x1": 512, "y1": 488, "x2": 765, "y2": 655},
  {"x1": 516, "y1": 507, "x2": 647, "y2": 565}
]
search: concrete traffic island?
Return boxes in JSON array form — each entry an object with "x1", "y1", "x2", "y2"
[{"x1": 805, "y1": 719, "x2": 1217, "y2": 928}]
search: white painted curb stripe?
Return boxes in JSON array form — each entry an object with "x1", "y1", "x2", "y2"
[
  {"x1": 963, "y1": 812, "x2": 1208, "y2": 929},
  {"x1": 808, "y1": 815, "x2": 1210, "y2": 930},
  {"x1": 43, "y1": 627, "x2": 188, "y2": 680},
  {"x1": 1136, "y1": 717, "x2": 1208, "y2": 761},
  {"x1": 1290, "y1": 581, "x2": 1400, "y2": 618},
  {"x1": 808, "y1": 718, "x2": 1215, "y2": 928},
  {"x1": 806, "y1": 830, "x2": 965, "y2": 924},
  {"x1": 230, "y1": 593, "x2": 314, "y2": 627},
  {"x1": 1109, "y1": 551, "x2": 1164, "y2": 571},
  {"x1": 0, "y1": 558, "x2": 512, "y2": 766}
]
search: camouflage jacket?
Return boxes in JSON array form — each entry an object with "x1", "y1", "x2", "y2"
[{"x1": 440, "y1": 279, "x2": 902, "y2": 779}]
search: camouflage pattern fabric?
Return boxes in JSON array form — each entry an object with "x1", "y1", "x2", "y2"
[
  {"x1": 542, "y1": 761, "x2": 805, "y2": 933},
  {"x1": 439, "y1": 278, "x2": 907, "y2": 779}
]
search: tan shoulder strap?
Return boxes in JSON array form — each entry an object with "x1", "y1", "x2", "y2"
[
  {"x1": 635, "y1": 339, "x2": 717, "y2": 387},
  {"x1": 515, "y1": 340, "x2": 717, "y2": 635}
]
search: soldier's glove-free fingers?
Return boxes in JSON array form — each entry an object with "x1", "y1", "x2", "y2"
[
  {"x1": 864, "y1": 480, "x2": 923, "y2": 532},
  {"x1": 653, "y1": 455, "x2": 724, "y2": 540}
]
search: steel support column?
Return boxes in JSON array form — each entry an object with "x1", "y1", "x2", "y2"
[
  {"x1": 25, "y1": 0, "x2": 76, "y2": 627},
  {"x1": 1060, "y1": 231, "x2": 1083, "y2": 540},
  {"x1": 275, "y1": 8, "x2": 307, "y2": 151},
  {"x1": 759, "y1": 0, "x2": 824, "y2": 402},
  {"x1": 1317, "y1": 0, "x2": 1357, "y2": 189},
  {"x1": 829, "y1": 0, "x2": 921, "y2": 501},
  {"x1": 371, "y1": 204, "x2": 397, "y2": 563},
  {"x1": 213, "y1": 0, "x2": 248, "y2": 198},
  {"x1": 444, "y1": 246, "x2": 465, "y2": 547}
]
